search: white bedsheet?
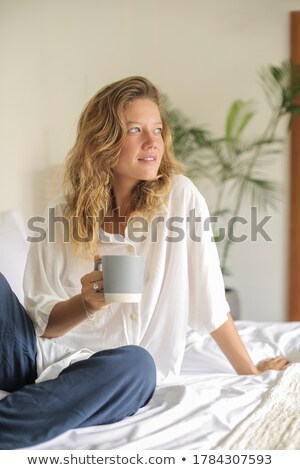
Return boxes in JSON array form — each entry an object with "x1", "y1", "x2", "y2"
[
  {"x1": 216, "y1": 362, "x2": 300, "y2": 449},
  {"x1": 2, "y1": 320, "x2": 300, "y2": 450}
]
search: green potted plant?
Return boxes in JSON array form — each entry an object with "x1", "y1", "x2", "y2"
[{"x1": 165, "y1": 61, "x2": 300, "y2": 318}]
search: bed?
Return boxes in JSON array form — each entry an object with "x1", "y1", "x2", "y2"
[
  {"x1": 1, "y1": 210, "x2": 300, "y2": 450},
  {"x1": 1, "y1": 319, "x2": 298, "y2": 450}
]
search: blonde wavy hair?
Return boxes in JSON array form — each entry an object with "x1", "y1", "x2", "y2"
[{"x1": 63, "y1": 75, "x2": 182, "y2": 253}]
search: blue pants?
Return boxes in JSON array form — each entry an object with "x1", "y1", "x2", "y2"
[{"x1": 0, "y1": 273, "x2": 156, "y2": 449}]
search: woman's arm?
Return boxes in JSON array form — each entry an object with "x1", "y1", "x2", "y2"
[
  {"x1": 42, "y1": 257, "x2": 110, "y2": 338},
  {"x1": 211, "y1": 313, "x2": 289, "y2": 374},
  {"x1": 42, "y1": 294, "x2": 89, "y2": 338}
]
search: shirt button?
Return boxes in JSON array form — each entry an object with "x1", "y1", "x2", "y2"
[
  {"x1": 127, "y1": 245, "x2": 135, "y2": 254},
  {"x1": 130, "y1": 313, "x2": 137, "y2": 321}
]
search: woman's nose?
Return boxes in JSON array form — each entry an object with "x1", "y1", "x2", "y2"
[{"x1": 142, "y1": 132, "x2": 157, "y2": 149}]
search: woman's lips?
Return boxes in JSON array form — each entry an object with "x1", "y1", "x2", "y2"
[{"x1": 138, "y1": 156, "x2": 157, "y2": 162}]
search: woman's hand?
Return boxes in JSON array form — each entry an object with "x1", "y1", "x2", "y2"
[
  {"x1": 43, "y1": 256, "x2": 110, "y2": 338},
  {"x1": 80, "y1": 256, "x2": 111, "y2": 314},
  {"x1": 256, "y1": 356, "x2": 290, "y2": 373},
  {"x1": 210, "y1": 314, "x2": 290, "y2": 375}
]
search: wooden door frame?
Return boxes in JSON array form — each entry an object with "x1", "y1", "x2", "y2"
[{"x1": 288, "y1": 11, "x2": 300, "y2": 321}]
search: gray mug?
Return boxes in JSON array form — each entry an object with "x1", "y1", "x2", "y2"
[{"x1": 95, "y1": 255, "x2": 144, "y2": 303}]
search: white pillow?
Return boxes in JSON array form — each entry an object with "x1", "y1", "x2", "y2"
[{"x1": 0, "y1": 210, "x2": 28, "y2": 303}]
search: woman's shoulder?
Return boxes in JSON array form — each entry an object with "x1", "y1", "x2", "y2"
[
  {"x1": 44, "y1": 195, "x2": 67, "y2": 217},
  {"x1": 170, "y1": 174, "x2": 205, "y2": 202}
]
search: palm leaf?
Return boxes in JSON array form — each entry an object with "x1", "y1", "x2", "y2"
[
  {"x1": 259, "y1": 61, "x2": 300, "y2": 116},
  {"x1": 234, "y1": 177, "x2": 282, "y2": 210},
  {"x1": 226, "y1": 100, "x2": 243, "y2": 141},
  {"x1": 225, "y1": 100, "x2": 255, "y2": 143}
]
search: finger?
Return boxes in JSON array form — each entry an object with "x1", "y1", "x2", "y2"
[
  {"x1": 92, "y1": 281, "x2": 104, "y2": 293},
  {"x1": 266, "y1": 356, "x2": 284, "y2": 363},
  {"x1": 275, "y1": 363, "x2": 288, "y2": 370},
  {"x1": 277, "y1": 358, "x2": 289, "y2": 366},
  {"x1": 82, "y1": 279, "x2": 104, "y2": 295},
  {"x1": 96, "y1": 293, "x2": 106, "y2": 304},
  {"x1": 270, "y1": 359, "x2": 289, "y2": 370},
  {"x1": 82, "y1": 286, "x2": 106, "y2": 306},
  {"x1": 81, "y1": 271, "x2": 103, "y2": 286},
  {"x1": 271, "y1": 357, "x2": 283, "y2": 363},
  {"x1": 274, "y1": 356, "x2": 289, "y2": 363},
  {"x1": 81, "y1": 272, "x2": 104, "y2": 285}
]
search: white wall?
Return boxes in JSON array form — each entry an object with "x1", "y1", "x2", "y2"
[{"x1": 1, "y1": 0, "x2": 299, "y2": 321}]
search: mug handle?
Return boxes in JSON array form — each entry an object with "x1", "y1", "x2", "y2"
[
  {"x1": 94, "y1": 259, "x2": 102, "y2": 271},
  {"x1": 94, "y1": 259, "x2": 104, "y2": 293}
]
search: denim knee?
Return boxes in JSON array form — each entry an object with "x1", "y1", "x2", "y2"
[
  {"x1": 121, "y1": 345, "x2": 156, "y2": 375},
  {"x1": 119, "y1": 345, "x2": 157, "y2": 400},
  {"x1": 0, "y1": 273, "x2": 25, "y2": 329},
  {"x1": 0, "y1": 273, "x2": 14, "y2": 328},
  {"x1": 0, "y1": 272, "x2": 12, "y2": 294},
  {"x1": 0, "y1": 273, "x2": 36, "y2": 389}
]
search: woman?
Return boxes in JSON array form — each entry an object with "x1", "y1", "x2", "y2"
[{"x1": 0, "y1": 76, "x2": 288, "y2": 449}]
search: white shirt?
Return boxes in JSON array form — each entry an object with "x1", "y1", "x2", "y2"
[{"x1": 24, "y1": 175, "x2": 229, "y2": 383}]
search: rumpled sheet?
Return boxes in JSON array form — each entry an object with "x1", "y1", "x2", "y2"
[
  {"x1": 1, "y1": 320, "x2": 300, "y2": 450},
  {"x1": 216, "y1": 362, "x2": 300, "y2": 450}
]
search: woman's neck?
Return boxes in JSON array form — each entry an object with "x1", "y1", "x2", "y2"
[
  {"x1": 102, "y1": 185, "x2": 134, "y2": 236},
  {"x1": 112, "y1": 181, "x2": 136, "y2": 215},
  {"x1": 113, "y1": 193, "x2": 131, "y2": 216}
]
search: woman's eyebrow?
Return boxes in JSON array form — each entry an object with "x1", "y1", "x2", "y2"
[{"x1": 126, "y1": 120, "x2": 163, "y2": 125}]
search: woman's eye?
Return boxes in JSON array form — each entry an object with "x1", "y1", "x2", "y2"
[
  {"x1": 128, "y1": 127, "x2": 141, "y2": 134},
  {"x1": 154, "y1": 127, "x2": 163, "y2": 135}
]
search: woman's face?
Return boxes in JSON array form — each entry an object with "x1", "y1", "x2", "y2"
[{"x1": 113, "y1": 98, "x2": 164, "y2": 190}]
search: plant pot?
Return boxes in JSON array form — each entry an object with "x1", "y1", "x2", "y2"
[{"x1": 225, "y1": 288, "x2": 240, "y2": 320}]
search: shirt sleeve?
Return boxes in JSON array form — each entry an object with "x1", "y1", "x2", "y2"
[
  {"x1": 23, "y1": 201, "x2": 82, "y2": 336},
  {"x1": 185, "y1": 180, "x2": 230, "y2": 333}
]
